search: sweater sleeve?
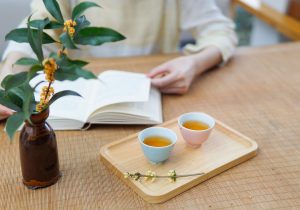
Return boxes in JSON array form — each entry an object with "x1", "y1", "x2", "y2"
[
  {"x1": 180, "y1": 0, "x2": 237, "y2": 63},
  {"x1": 1, "y1": 0, "x2": 71, "y2": 61}
]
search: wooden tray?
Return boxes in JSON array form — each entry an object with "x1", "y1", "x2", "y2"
[{"x1": 100, "y1": 118, "x2": 258, "y2": 203}]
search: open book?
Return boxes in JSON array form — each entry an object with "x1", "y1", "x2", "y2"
[{"x1": 32, "y1": 70, "x2": 162, "y2": 130}]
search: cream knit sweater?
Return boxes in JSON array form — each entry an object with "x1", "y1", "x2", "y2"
[{"x1": 2, "y1": 0, "x2": 237, "y2": 62}]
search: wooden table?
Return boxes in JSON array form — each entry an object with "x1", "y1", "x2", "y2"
[{"x1": 1, "y1": 43, "x2": 300, "y2": 209}]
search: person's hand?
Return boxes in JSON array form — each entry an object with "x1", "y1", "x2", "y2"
[
  {"x1": 147, "y1": 56, "x2": 197, "y2": 94},
  {"x1": 147, "y1": 46, "x2": 223, "y2": 94},
  {"x1": 0, "y1": 105, "x2": 13, "y2": 120}
]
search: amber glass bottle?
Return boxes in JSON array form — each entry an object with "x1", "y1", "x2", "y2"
[{"x1": 19, "y1": 108, "x2": 61, "y2": 189}]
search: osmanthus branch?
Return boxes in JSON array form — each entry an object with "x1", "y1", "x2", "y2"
[{"x1": 124, "y1": 170, "x2": 205, "y2": 182}]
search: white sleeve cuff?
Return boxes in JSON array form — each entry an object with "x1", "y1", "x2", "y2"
[{"x1": 183, "y1": 31, "x2": 237, "y2": 63}]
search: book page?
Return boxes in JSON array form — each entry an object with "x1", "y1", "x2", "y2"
[
  {"x1": 88, "y1": 87, "x2": 162, "y2": 124},
  {"x1": 31, "y1": 70, "x2": 151, "y2": 123},
  {"x1": 87, "y1": 70, "x2": 151, "y2": 116},
  {"x1": 31, "y1": 74, "x2": 101, "y2": 122}
]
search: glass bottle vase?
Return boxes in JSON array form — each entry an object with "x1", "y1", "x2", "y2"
[{"x1": 19, "y1": 108, "x2": 61, "y2": 189}]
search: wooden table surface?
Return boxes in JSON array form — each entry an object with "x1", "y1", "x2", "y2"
[{"x1": 0, "y1": 43, "x2": 300, "y2": 209}]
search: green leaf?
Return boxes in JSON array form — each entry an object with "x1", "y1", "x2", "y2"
[
  {"x1": 6, "y1": 112, "x2": 25, "y2": 140},
  {"x1": 27, "y1": 67, "x2": 41, "y2": 83},
  {"x1": 48, "y1": 90, "x2": 81, "y2": 107},
  {"x1": 55, "y1": 66, "x2": 96, "y2": 81},
  {"x1": 50, "y1": 53, "x2": 88, "y2": 71},
  {"x1": 49, "y1": 52, "x2": 58, "y2": 59},
  {"x1": 28, "y1": 18, "x2": 50, "y2": 29},
  {"x1": 74, "y1": 27, "x2": 126, "y2": 46},
  {"x1": 33, "y1": 81, "x2": 45, "y2": 91},
  {"x1": 30, "y1": 64, "x2": 44, "y2": 72},
  {"x1": 16, "y1": 57, "x2": 40, "y2": 66},
  {"x1": 43, "y1": 0, "x2": 64, "y2": 23},
  {"x1": 60, "y1": 32, "x2": 78, "y2": 49},
  {"x1": 74, "y1": 15, "x2": 90, "y2": 33},
  {"x1": 4, "y1": 72, "x2": 27, "y2": 91},
  {"x1": 0, "y1": 90, "x2": 22, "y2": 111},
  {"x1": 29, "y1": 19, "x2": 63, "y2": 29},
  {"x1": 10, "y1": 82, "x2": 38, "y2": 105},
  {"x1": 2, "y1": 68, "x2": 39, "y2": 92},
  {"x1": 7, "y1": 91, "x2": 23, "y2": 108},
  {"x1": 8, "y1": 87, "x2": 26, "y2": 104},
  {"x1": 72, "y1": 2, "x2": 101, "y2": 20},
  {"x1": 5, "y1": 28, "x2": 56, "y2": 44},
  {"x1": 56, "y1": 54, "x2": 88, "y2": 68},
  {"x1": 63, "y1": 59, "x2": 88, "y2": 67},
  {"x1": 1, "y1": 75, "x2": 13, "y2": 89},
  {"x1": 22, "y1": 84, "x2": 35, "y2": 121},
  {"x1": 27, "y1": 15, "x2": 44, "y2": 62},
  {"x1": 2, "y1": 77, "x2": 33, "y2": 109},
  {"x1": 46, "y1": 21, "x2": 64, "y2": 29}
]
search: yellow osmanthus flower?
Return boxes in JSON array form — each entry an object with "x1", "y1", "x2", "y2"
[
  {"x1": 64, "y1": 19, "x2": 77, "y2": 37},
  {"x1": 167, "y1": 170, "x2": 177, "y2": 183},
  {"x1": 36, "y1": 86, "x2": 55, "y2": 112},
  {"x1": 38, "y1": 57, "x2": 57, "y2": 112},
  {"x1": 144, "y1": 170, "x2": 156, "y2": 182},
  {"x1": 43, "y1": 58, "x2": 58, "y2": 82}
]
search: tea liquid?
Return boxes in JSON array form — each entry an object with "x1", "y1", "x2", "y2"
[
  {"x1": 143, "y1": 136, "x2": 172, "y2": 147},
  {"x1": 183, "y1": 120, "x2": 209, "y2": 131}
]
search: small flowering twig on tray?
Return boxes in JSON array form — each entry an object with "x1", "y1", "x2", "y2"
[{"x1": 124, "y1": 170, "x2": 205, "y2": 183}]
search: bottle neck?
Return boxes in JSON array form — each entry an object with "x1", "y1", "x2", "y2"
[
  {"x1": 28, "y1": 108, "x2": 50, "y2": 125},
  {"x1": 25, "y1": 120, "x2": 46, "y2": 127}
]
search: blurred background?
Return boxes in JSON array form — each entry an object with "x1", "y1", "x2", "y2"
[{"x1": 0, "y1": 0, "x2": 300, "y2": 58}]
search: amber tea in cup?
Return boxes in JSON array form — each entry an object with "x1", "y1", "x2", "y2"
[
  {"x1": 143, "y1": 136, "x2": 172, "y2": 147},
  {"x1": 182, "y1": 120, "x2": 210, "y2": 131}
]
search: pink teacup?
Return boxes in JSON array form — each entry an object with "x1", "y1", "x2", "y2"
[{"x1": 178, "y1": 112, "x2": 215, "y2": 148}]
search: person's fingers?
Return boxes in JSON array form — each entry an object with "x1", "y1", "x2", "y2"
[
  {"x1": 0, "y1": 105, "x2": 14, "y2": 114},
  {"x1": 151, "y1": 72, "x2": 178, "y2": 88},
  {"x1": 147, "y1": 63, "x2": 169, "y2": 78},
  {"x1": 162, "y1": 79, "x2": 185, "y2": 88},
  {"x1": 160, "y1": 86, "x2": 189, "y2": 95},
  {"x1": 0, "y1": 105, "x2": 14, "y2": 120},
  {"x1": 159, "y1": 80, "x2": 189, "y2": 94},
  {"x1": 0, "y1": 115, "x2": 8, "y2": 120}
]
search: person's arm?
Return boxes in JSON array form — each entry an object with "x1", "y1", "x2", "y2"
[
  {"x1": 148, "y1": 0, "x2": 237, "y2": 94},
  {"x1": 148, "y1": 46, "x2": 221, "y2": 94}
]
